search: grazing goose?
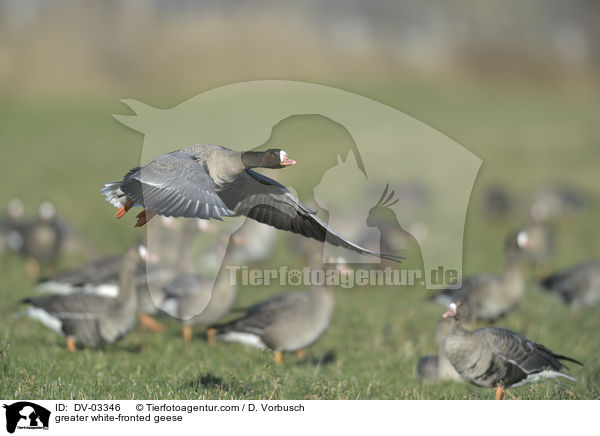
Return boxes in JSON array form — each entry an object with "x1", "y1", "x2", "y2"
[
  {"x1": 540, "y1": 261, "x2": 600, "y2": 309},
  {"x1": 102, "y1": 144, "x2": 400, "y2": 262},
  {"x1": 22, "y1": 202, "x2": 64, "y2": 277},
  {"x1": 214, "y1": 260, "x2": 348, "y2": 364},
  {"x1": 416, "y1": 316, "x2": 462, "y2": 383},
  {"x1": 428, "y1": 230, "x2": 529, "y2": 323},
  {"x1": 443, "y1": 301, "x2": 582, "y2": 399},
  {"x1": 36, "y1": 248, "x2": 178, "y2": 331},
  {"x1": 19, "y1": 245, "x2": 145, "y2": 351}
]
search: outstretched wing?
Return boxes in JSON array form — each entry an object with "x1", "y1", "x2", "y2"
[
  {"x1": 218, "y1": 170, "x2": 402, "y2": 262},
  {"x1": 120, "y1": 151, "x2": 232, "y2": 220}
]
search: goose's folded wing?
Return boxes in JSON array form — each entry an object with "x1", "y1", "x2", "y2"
[
  {"x1": 218, "y1": 170, "x2": 402, "y2": 261},
  {"x1": 120, "y1": 152, "x2": 232, "y2": 220},
  {"x1": 219, "y1": 292, "x2": 308, "y2": 335},
  {"x1": 23, "y1": 294, "x2": 109, "y2": 319},
  {"x1": 37, "y1": 254, "x2": 123, "y2": 288},
  {"x1": 478, "y1": 327, "x2": 568, "y2": 374}
]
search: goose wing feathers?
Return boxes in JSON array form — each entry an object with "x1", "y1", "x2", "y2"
[
  {"x1": 23, "y1": 294, "x2": 112, "y2": 320},
  {"x1": 219, "y1": 170, "x2": 401, "y2": 261},
  {"x1": 478, "y1": 327, "x2": 580, "y2": 377},
  {"x1": 120, "y1": 152, "x2": 232, "y2": 220}
]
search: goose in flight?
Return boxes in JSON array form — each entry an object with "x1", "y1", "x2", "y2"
[{"x1": 102, "y1": 144, "x2": 400, "y2": 261}]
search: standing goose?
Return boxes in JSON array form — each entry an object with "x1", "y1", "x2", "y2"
[
  {"x1": 428, "y1": 230, "x2": 529, "y2": 323},
  {"x1": 19, "y1": 245, "x2": 145, "y2": 351},
  {"x1": 540, "y1": 261, "x2": 600, "y2": 308},
  {"x1": 213, "y1": 260, "x2": 347, "y2": 364},
  {"x1": 416, "y1": 316, "x2": 462, "y2": 383},
  {"x1": 102, "y1": 144, "x2": 400, "y2": 262},
  {"x1": 443, "y1": 301, "x2": 582, "y2": 399}
]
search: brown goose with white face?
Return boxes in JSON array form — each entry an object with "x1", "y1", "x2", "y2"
[
  {"x1": 442, "y1": 301, "x2": 582, "y2": 399},
  {"x1": 19, "y1": 245, "x2": 145, "y2": 351},
  {"x1": 102, "y1": 144, "x2": 400, "y2": 262}
]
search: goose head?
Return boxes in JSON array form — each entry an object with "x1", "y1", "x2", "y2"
[
  {"x1": 443, "y1": 300, "x2": 472, "y2": 326},
  {"x1": 241, "y1": 149, "x2": 296, "y2": 169}
]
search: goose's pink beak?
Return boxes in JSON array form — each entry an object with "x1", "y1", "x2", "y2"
[
  {"x1": 281, "y1": 157, "x2": 296, "y2": 166},
  {"x1": 443, "y1": 303, "x2": 457, "y2": 318}
]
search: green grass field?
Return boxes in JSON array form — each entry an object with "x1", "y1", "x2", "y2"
[{"x1": 1, "y1": 79, "x2": 599, "y2": 399}]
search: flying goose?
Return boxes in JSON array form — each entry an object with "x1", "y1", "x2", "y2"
[
  {"x1": 213, "y1": 260, "x2": 348, "y2": 364},
  {"x1": 102, "y1": 144, "x2": 400, "y2": 262},
  {"x1": 540, "y1": 261, "x2": 600, "y2": 308},
  {"x1": 442, "y1": 301, "x2": 582, "y2": 399},
  {"x1": 428, "y1": 230, "x2": 529, "y2": 323},
  {"x1": 19, "y1": 245, "x2": 145, "y2": 351},
  {"x1": 416, "y1": 316, "x2": 462, "y2": 383}
]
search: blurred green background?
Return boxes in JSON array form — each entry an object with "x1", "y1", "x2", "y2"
[{"x1": 0, "y1": 0, "x2": 599, "y2": 399}]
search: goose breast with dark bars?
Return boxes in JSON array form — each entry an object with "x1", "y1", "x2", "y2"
[{"x1": 102, "y1": 144, "x2": 400, "y2": 262}]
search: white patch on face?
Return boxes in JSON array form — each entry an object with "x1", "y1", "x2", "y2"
[
  {"x1": 279, "y1": 150, "x2": 288, "y2": 162},
  {"x1": 138, "y1": 244, "x2": 148, "y2": 259},
  {"x1": 39, "y1": 201, "x2": 56, "y2": 220},
  {"x1": 449, "y1": 303, "x2": 457, "y2": 313},
  {"x1": 517, "y1": 231, "x2": 529, "y2": 248}
]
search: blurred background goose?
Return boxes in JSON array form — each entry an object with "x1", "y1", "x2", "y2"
[
  {"x1": 19, "y1": 244, "x2": 145, "y2": 351},
  {"x1": 214, "y1": 259, "x2": 348, "y2": 364},
  {"x1": 482, "y1": 185, "x2": 513, "y2": 221},
  {"x1": 22, "y1": 201, "x2": 64, "y2": 278},
  {"x1": 518, "y1": 221, "x2": 555, "y2": 276},
  {"x1": 0, "y1": 198, "x2": 29, "y2": 257},
  {"x1": 416, "y1": 316, "x2": 462, "y2": 383},
  {"x1": 159, "y1": 267, "x2": 236, "y2": 345},
  {"x1": 428, "y1": 230, "x2": 530, "y2": 323},
  {"x1": 529, "y1": 184, "x2": 588, "y2": 223},
  {"x1": 540, "y1": 261, "x2": 600, "y2": 309},
  {"x1": 36, "y1": 250, "x2": 177, "y2": 332},
  {"x1": 366, "y1": 184, "x2": 421, "y2": 271},
  {"x1": 442, "y1": 301, "x2": 582, "y2": 399}
]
